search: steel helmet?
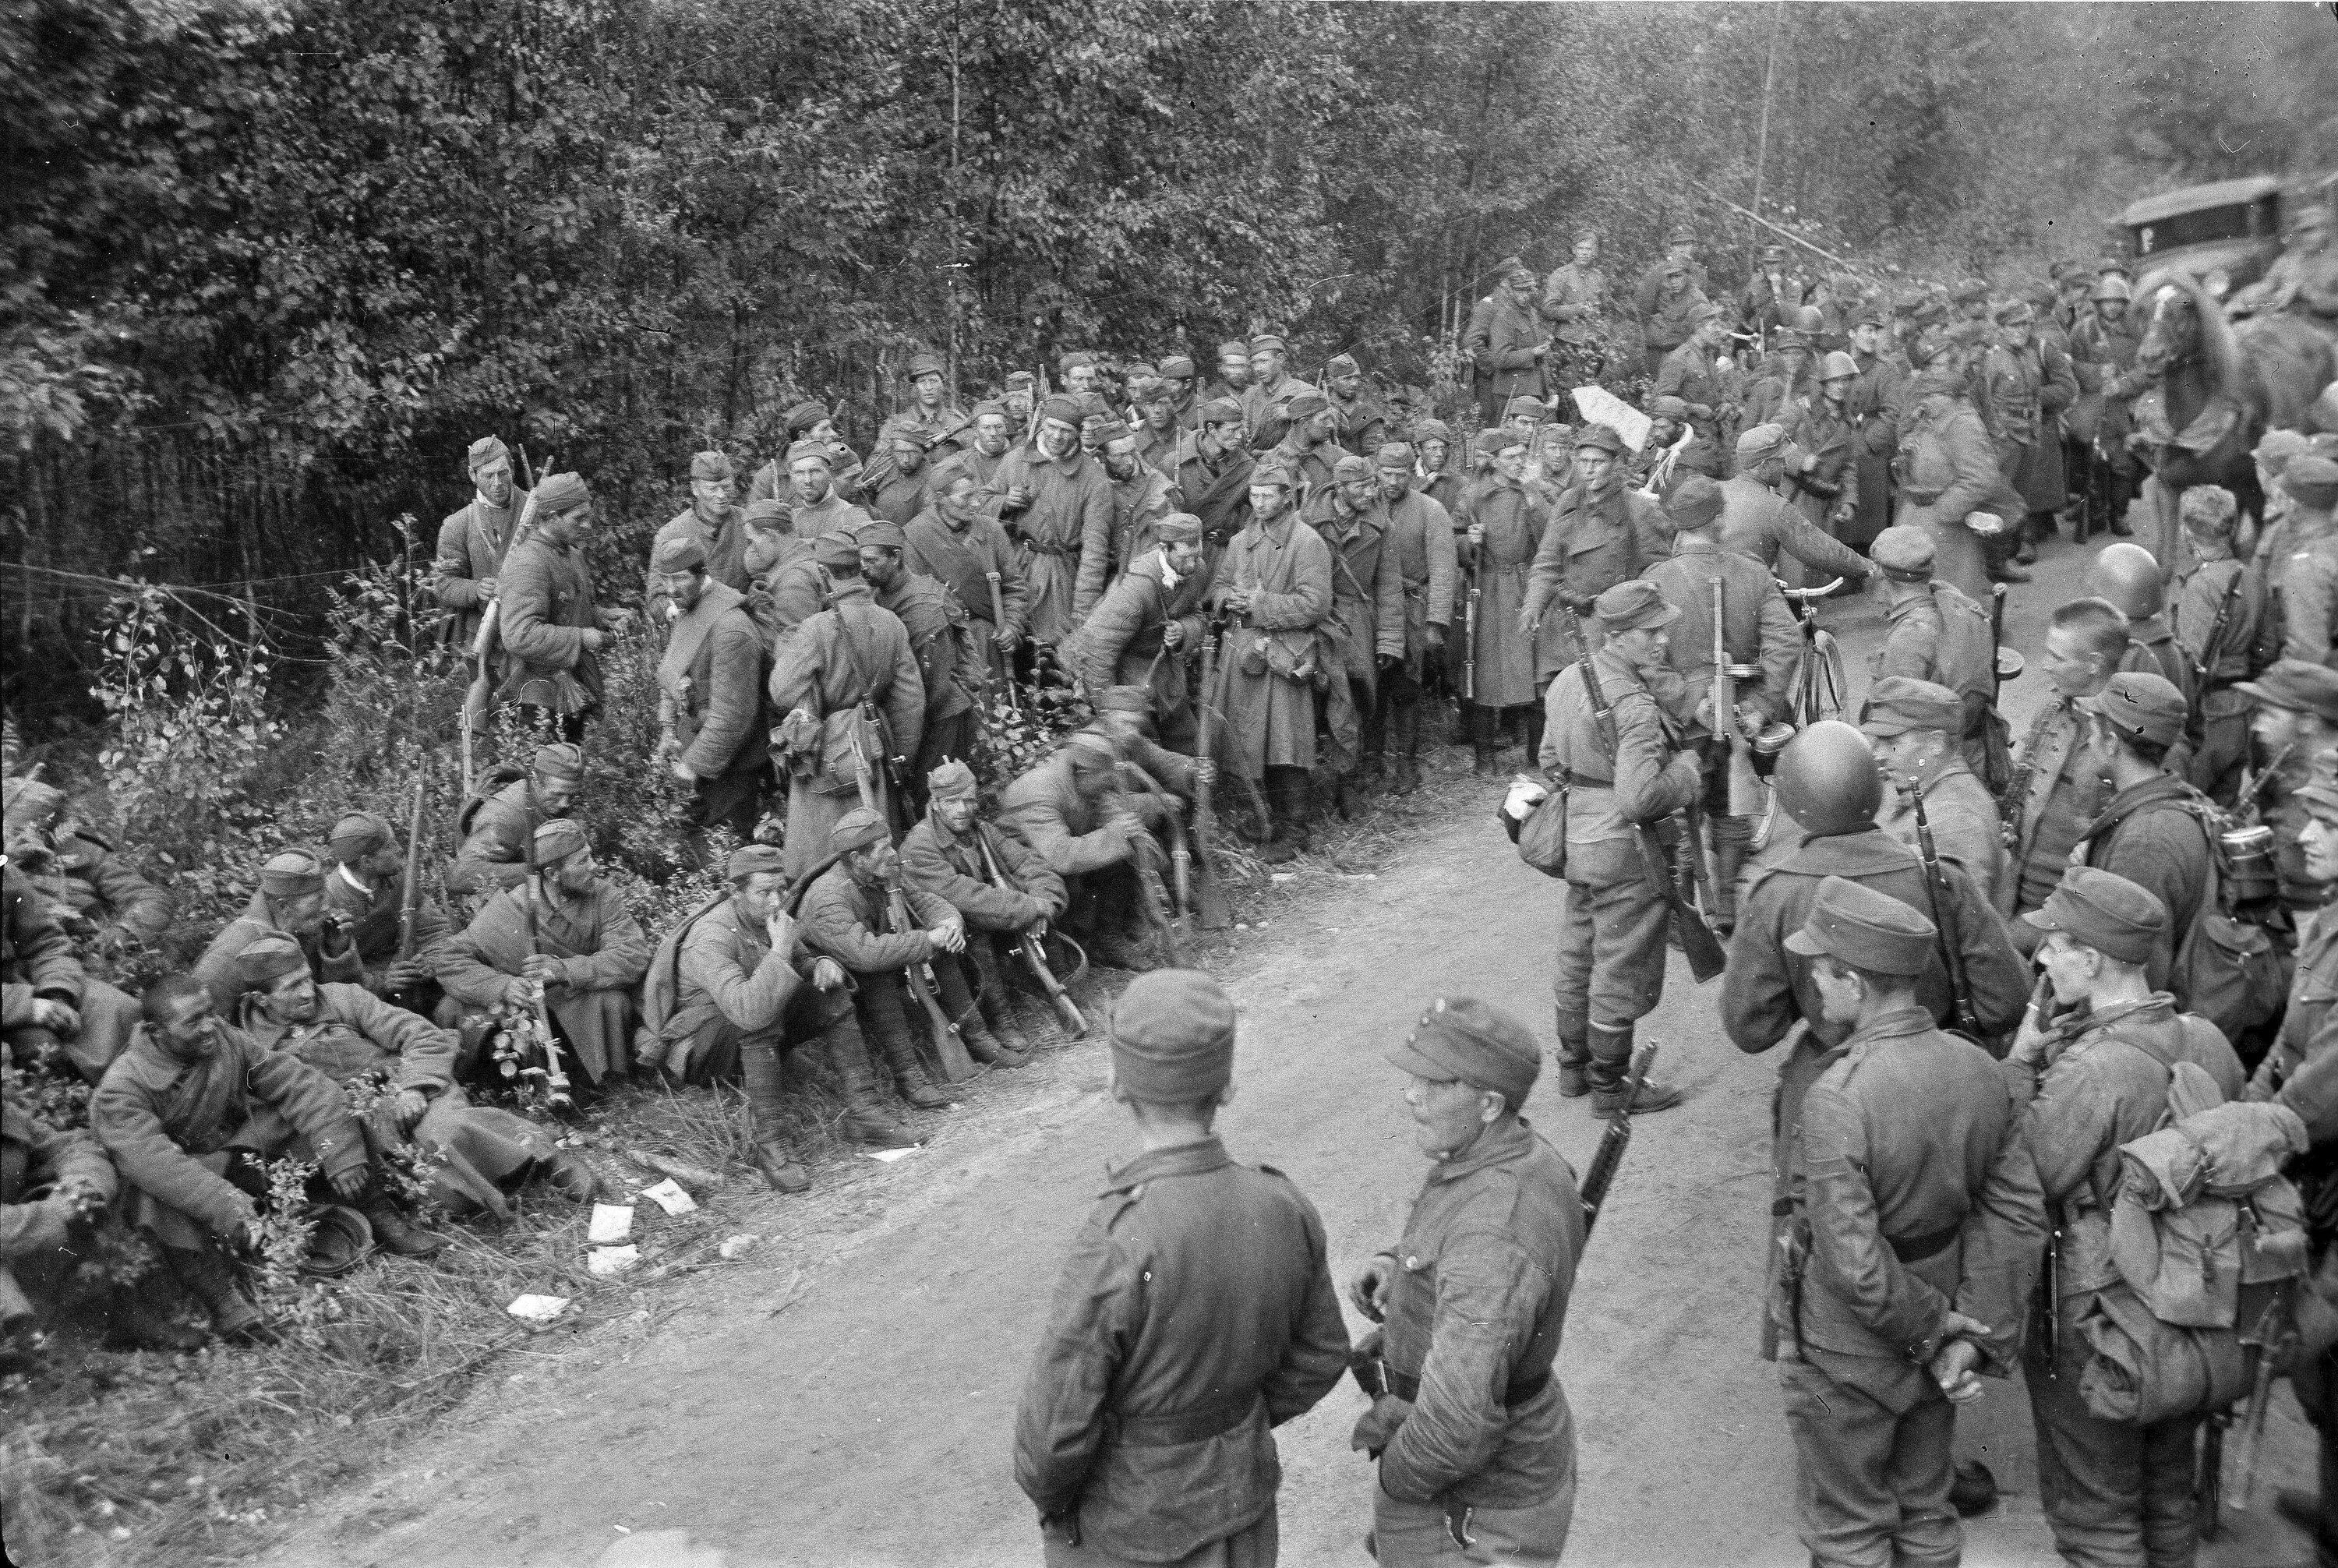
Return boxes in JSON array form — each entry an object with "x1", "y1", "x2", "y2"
[
  {"x1": 2091, "y1": 274, "x2": 2133, "y2": 304},
  {"x1": 1818, "y1": 351, "x2": 1859, "y2": 383},
  {"x1": 1773, "y1": 721, "x2": 1883, "y2": 838},
  {"x1": 2085, "y1": 542, "x2": 2165, "y2": 620}
]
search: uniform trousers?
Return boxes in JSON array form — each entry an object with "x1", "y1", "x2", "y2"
[
  {"x1": 2024, "y1": 1288, "x2": 2201, "y2": 1567},
  {"x1": 1370, "y1": 1471, "x2": 1574, "y2": 1568},
  {"x1": 1041, "y1": 1506, "x2": 1276, "y2": 1567},
  {"x1": 1779, "y1": 1356, "x2": 1959, "y2": 1568},
  {"x1": 1551, "y1": 835, "x2": 1669, "y2": 1044},
  {"x1": 687, "y1": 760, "x2": 766, "y2": 842}
]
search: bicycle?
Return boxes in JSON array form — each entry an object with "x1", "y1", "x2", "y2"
[{"x1": 1750, "y1": 576, "x2": 1848, "y2": 849}]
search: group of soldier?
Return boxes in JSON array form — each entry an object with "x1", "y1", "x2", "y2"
[{"x1": 7, "y1": 210, "x2": 2338, "y2": 1567}]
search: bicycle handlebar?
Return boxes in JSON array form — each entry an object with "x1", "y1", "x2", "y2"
[{"x1": 1774, "y1": 578, "x2": 1844, "y2": 601}]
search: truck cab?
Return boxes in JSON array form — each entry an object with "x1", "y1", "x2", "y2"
[{"x1": 2119, "y1": 175, "x2": 2285, "y2": 297}]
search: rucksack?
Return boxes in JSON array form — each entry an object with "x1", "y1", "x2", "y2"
[{"x1": 2077, "y1": 1097, "x2": 2312, "y2": 1425}]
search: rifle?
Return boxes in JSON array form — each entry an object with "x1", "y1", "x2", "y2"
[
  {"x1": 1119, "y1": 761, "x2": 1188, "y2": 966},
  {"x1": 519, "y1": 838, "x2": 574, "y2": 1115},
  {"x1": 1898, "y1": 773, "x2": 1982, "y2": 1040},
  {"x1": 984, "y1": 570, "x2": 1019, "y2": 711},
  {"x1": 461, "y1": 447, "x2": 546, "y2": 795},
  {"x1": 1713, "y1": 577, "x2": 1761, "y2": 817},
  {"x1": 1462, "y1": 551, "x2": 1481, "y2": 702},
  {"x1": 863, "y1": 699, "x2": 917, "y2": 837},
  {"x1": 1579, "y1": 1041, "x2": 1657, "y2": 1235},
  {"x1": 1990, "y1": 583, "x2": 2008, "y2": 701},
  {"x1": 847, "y1": 722, "x2": 975, "y2": 1081},
  {"x1": 394, "y1": 765, "x2": 428, "y2": 1012},
  {"x1": 1563, "y1": 611, "x2": 1728, "y2": 983},
  {"x1": 1192, "y1": 612, "x2": 1233, "y2": 931},
  {"x1": 973, "y1": 825, "x2": 1085, "y2": 1037}
]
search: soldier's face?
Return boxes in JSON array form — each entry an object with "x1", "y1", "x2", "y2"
[
  {"x1": 2042, "y1": 627, "x2": 2107, "y2": 698},
  {"x1": 2304, "y1": 815, "x2": 2338, "y2": 882},
  {"x1": 934, "y1": 796, "x2": 978, "y2": 836},
  {"x1": 1402, "y1": 1074, "x2": 1497, "y2": 1160},
  {"x1": 1249, "y1": 485, "x2": 1288, "y2": 520},
  {"x1": 1330, "y1": 371, "x2": 1361, "y2": 398},
  {"x1": 790, "y1": 461, "x2": 832, "y2": 506},
  {"x1": 475, "y1": 457, "x2": 514, "y2": 506},
  {"x1": 1661, "y1": 270, "x2": 1687, "y2": 295},
  {"x1": 912, "y1": 372, "x2": 944, "y2": 408},
  {"x1": 858, "y1": 546, "x2": 900, "y2": 588},
  {"x1": 1851, "y1": 324, "x2": 1883, "y2": 355},
  {"x1": 1038, "y1": 418, "x2": 1079, "y2": 460},
  {"x1": 1573, "y1": 239, "x2": 1597, "y2": 267},
  {"x1": 1251, "y1": 350, "x2": 1285, "y2": 385},
  {"x1": 1421, "y1": 440, "x2": 1448, "y2": 471},
  {"x1": 1065, "y1": 365, "x2": 1097, "y2": 394},
  {"x1": 1492, "y1": 447, "x2": 1529, "y2": 483},
  {"x1": 532, "y1": 775, "x2": 581, "y2": 816},
  {"x1": 259, "y1": 967, "x2": 320, "y2": 1024},
  {"x1": 1572, "y1": 449, "x2": 1613, "y2": 488},
  {"x1": 1869, "y1": 729, "x2": 1941, "y2": 780},
  {"x1": 973, "y1": 414, "x2": 1009, "y2": 455},
  {"x1": 1103, "y1": 439, "x2": 1140, "y2": 481},
  {"x1": 1217, "y1": 353, "x2": 1251, "y2": 389},
  {"x1": 1377, "y1": 464, "x2": 1411, "y2": 501},
  {"x1": 690, "y1": 476, "x2": 732, "y2": 510},
  {"x1": 1339, "y1": 477, "x2": 1376, "y2": 511},
  {"x1": 1612, "y1": 625, "x2": 1667, "y2": 667},
  {"x1": 1810, "y1": 957, "x2": 1867, "y2": 1027},
  {"x1": 274, "y1": 889, "x2": 326, "y2": 938},
  {"x1": 157, "y1": 993, "x2": 221, "y2": 1060},
  {"x1": 366, "y1": 842, "x2": 405, "y2": 881},
  {"x1": 2036, "y1": 931, "x2": 2099, "y2": 1007},
  {"x1": 656, "y1": 569, "x2": 704, "y2": 614},
  {"x1": 1166, "y1": 539, "x2": 1203, "y2": 574},
  {"x1": 736, "y1": 871, "x2": 786, "y2": 924},
  {"x1": 2097, "y1": 301, "x2": 2128, "y2": 324},
  {"x1": 1143, "y1": 398, "x2": 1173, "y2": 431},
  {"x1": 892, "y1": 440, "x2": 924, "y2": 475},
  {"x1": 553, "y1": 846, "x2": 598, "y2": 895},
  {"x1": 810, "y1": 419, "x2": 843, "y2": 447}
]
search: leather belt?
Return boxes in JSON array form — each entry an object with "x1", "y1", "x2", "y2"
[
  {"x1": 1105, "y1": 1393, "x2": 1259, "y2": 1447},
  {"x1": 1386, "y1": 1367, "x2": 1551, "y2": 1407},
  {"x1": 1888, "y1": 1225, "x2": 1960, "y2": 1265}
]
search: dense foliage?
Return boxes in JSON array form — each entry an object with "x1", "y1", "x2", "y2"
[{"x1": 4, "y1": 0, "x2": 2334, "y2": 731}]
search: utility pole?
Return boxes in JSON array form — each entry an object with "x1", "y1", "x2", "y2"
[{"x1": 1746, "y1": 0, "x2": 1785, "y2": 279}]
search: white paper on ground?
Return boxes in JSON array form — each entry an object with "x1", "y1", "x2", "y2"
[
  {"x1": 587, "y1": 1203, "x2": 634, "y2": 1244},
  {"x1": 507, "y1": 1294, "x2": 570, "y2": 1323},
  {"x1": 587, "y1": 1246, "x2": 640, "y2": 1277},
  {"x1": 865, "y1": 1148, "x2": 918, "y2": 1164},
  {"x1": 639, "y1": 1178, "x2": 697, "y2": 1215}
]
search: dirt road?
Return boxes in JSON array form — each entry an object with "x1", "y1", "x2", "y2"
[{"x1": 256, "y1": 530, "x2": 2317, "y2": 1567}]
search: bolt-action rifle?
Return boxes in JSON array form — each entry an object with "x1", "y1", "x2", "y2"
[
  {"x1": 972, "y1": 824, "x2": 1085, "y2": 1037},
  {"x1": 1898, "y1": 772, "x2": 1981, "y2": 1040},
  {"x1": 849, "y1": 726, "x2": 975, "y2": 1082},
  {"x1": 461, "y1": 448, "x2": 546, "y2": 796},
  {"x1": 1579, "y1": 1041, "x2": 1658, "y2": 1235},
  {"x1": 394, "y1": 766, "x2": 429, "y2": 1012}
]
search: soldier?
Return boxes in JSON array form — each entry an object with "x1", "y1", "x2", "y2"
[
  {"x1": 4, "y1": 778, "x2": 174, "y2": 959},
  {"x1": 1169, "y1": 397, "x2": 1256, "y2": 559},
  {"x1": 2272, "y1": 457, "x2": 2338, "y2": 665},
  {"x1": 1096, "y1": 419, "x2": 1176, "y2": 581},
  {"x1": 1721, "y1": 424, "x2": 1875, "y2": 591},
  {"x1": 229, "y1": 932, "x2": 578, "y2": 1227},
  {"x1": 742, "y1": 498, "x2": 821, "y2": 652},
  {"x1": 1865, "y1": 678, "x2": 2010, "y2": 907},
  {"x1": 1635, "y1": 396, "x2": 1724, "y2": 497},
  {"x1": 1059, "y1": 513, "x2": 1211, "y2": 751},
  {"x1": 1464, "y1": 257, "x2": 1550, "y2": 430},
  {"x1": 1978, "y1": 298, "x2": 2078, "y2": 568},
  {"x1": 1539, "y1": 228, "x2": 1609, "y2": 394},
  {"x1": 651, "y1": 534, "x2": 768, "y2": 844},
  {"x1": 1201, "y1": 340, "x2": 1252, "y2": 408},
  {"x1": 1240, "y1": 333, "x2": 1317, "y2": 443},
  {"x1": 1793, "y1": 351, "x2": 1863, "y2": 539},
  {"x1": 1323, "y1": 352, "x2": 1390, "y2": 457},
  {"x1": 1741, "y1": 243, "x2": 1807, "y2": 337},
  {"x1": 496, "y1": 471, "x2": 634, "y2": 740},
  {"x1": 1369, "y1": 441, "x2": 1458, "y2": 793},
  {"x1": 1637, "y1": 255, "x2": 1712, "y2": 384},
  {"x1": 1655, "y1": 303, "x2": 1732, "y2": 445},
  {"x1": 449, "y1": 741, "x2": 584, "y2": 905},
  {"x1": 1128, "y1": 379, "x2": 1181, "y2": 479},
  {"x1": 2006, "y1": 868, "x2": 2247, "y2": 1563},
  {"x1": 773, "y1": 436, "x2": 875, "y2": 542},
  {"x1": 643, "y1": 450, "x2": 747, "y2": 620},
  {"x1": 2229, "y1": 202, "x2": 2338, "y2": 330},
  {"x1": 864, "y1": 420, "x2": 938, "y2": 528},
  {"x1": 982, "y1": 394, "x2": 1114, "y2": 645},
  {"x1": 799, "y1": 806, "x2": 1013, "y2": 1091},
  {"x1": 4, "y1": 862, "x2": 139, "y2": 1085},
  {"x1": 437, "y1": 819, "x2": 652, "y2": 1092},
  {"x1": 2085, "y1": 540, "x2": 2199, "y2": 779},
  {"x1": 1306, "y1": 454, "x2": 1404, "y2": 801},
  {"x1": 1770, "y1": 877, "x2": 2045, "y2": 1568},
  {"x1": 1845, "y1": 306, "x2": 1910, "y2": 548},
  {"x1": 894, "y1": 350, "x2": 968, "y2": 451},
  {"x1": 930, "y1": 401, "x2": 1019, "y2": 495},
  {"x1": 2235, "y1": 659, "x2": 2338, "y2": 923},
  {"x1": 1459, "y1": 428, "x2": 1564, "y2": 775},
  {"x1": 320, "y1": 810, "x2": 456, "y2": 1019},
  {"x1": 193, "y1": 849, "x2": 364, "y2": 1016},
  {"x1": 2006, "y1": 598, "x2": 2126, "y2": 920},
  {"x1": 859, "y1": 520, "x2": 981, "y2": 795},
  {"x1": 2063, "y1": 672, "x2": 2214, "y2": 997},
  {"x1": 2068, "y1": 274, "x2": 2146, "y2": 536},
  {"x1": 1058, "y1": 350, "x2": 1100, "y2": 396},
  {"x1": 1537, "y1": 581, "x2": 1700, "y2": 1114},
  {"x1": 1349, "y1": 996, "x2": 1584, "y2": 1566},
  {"x1": 1640, "y1": 476, "x2": 1800, "y2": 931},
  {"x1": 1153, "y1": 353, "x2": 1199, "y2": 433},
  {"x1": 1520, "y1": 424, "x2": 1668, "y2": 644},
  {"x1": 1015, "y1": 969, "x2": 1346, "y2": 1565},
  {"x1": 747, "y1": 402, "x2": 864, "y2": 504},
  {"x1": 2167, "y1": 486, "x2": 2256, "y2": 803},
  {"x1": 652, "y1": 842, "x2": 915, "y2": 1190},
  {"x1": 905, "y1": 470, "x2": 1028, "y2": 681},
  {"x1": 900, "y1": 761, "x2": 1065, "y2": 1064},
  {"x1": 94, "y1": 974, "x2": 382, "y2": 1343},
  {"x1": 765, "y1": 533, "x2": 924, "y2": 880},
  {"x1": 430, "y1": 435, "x2": 525, "y2": 651},
  {"x1": 1208, "y1": 460, "x2": 1335, "y2": 860},
  {"x1": 1894, "y1": 335, "x2": 2020, "y2": 596},
  {"x1": 1262, "y1": 392, "x2": 1341, "y2": 501},
  {"x1": 1000, "y1": 731, "x2": 1177, "y2": 973},
  {"x1": 1866, "y1": 525, "x2": 2001, "y2": 784}
]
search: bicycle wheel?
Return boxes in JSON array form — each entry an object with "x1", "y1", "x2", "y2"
[{"x1": 1797, "y1": 629, "x2": 1849, "y2": 726}]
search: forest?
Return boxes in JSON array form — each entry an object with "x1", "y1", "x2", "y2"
[{"x1": 4, "y1": 0, "x2": 2335, "y2": 736}]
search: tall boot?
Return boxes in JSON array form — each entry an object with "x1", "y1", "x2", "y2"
[
  {"x1": 741, "y1": 1042, "x2": 812, "y2": 1191},
  {"x1": 1259, "y1": 767, "x2": 1304, "y2": 864},
  {"x1": 973, "y1": 959, "x2": 1035, "y2": 1061},
  {"x1": 864, "y1": 986, "x2": 955, "y2": 1110},
  {"x1": 1390, "y1": 703, "x2": 1423, "y2": 796},
  {"x1": 103, "y1": 1263, "x2": 209, "y2": 1353},
  {"x1": 355, "y1": 1170, "x2": 444, "y2": 1259},
  {"x1": 1522, "y1": 701, "x2": 1546, "y2": 775},
  {"x1": 824, "y1": 1017, "x2": 918, "y2": 1149},
  {"x1": 1711, "y1": 814, "x2": 1752, "y2": 935},
  {"x1": 164, "y1": 1242, "x2": 275, "y2": 1345},
  {"x1": 1555, "y1": 1008, "x2": 1591, "y2": 1099},
  {"x1": 1470, "y1": 705, "x2": 1499, "y2": 776},
  {"x1": 1588, "y1": 1023, "x2": 1683, "y2": 1119}
]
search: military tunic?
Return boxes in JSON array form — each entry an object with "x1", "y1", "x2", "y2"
[
  {"x1": 982, "y1": 444, "x2": 1115, "y2": 644},
  {"x1": 1207, "y1": 513, "x2": 1335, "y2": 778},
  {"x1": 1870, "y1": 580, "x2": 2001, "y2": 781},
  {"x1": 496, "y1": 533, "x2": 606, "y2": 718},
  {"x1": 1459, "y1": 479, "x2": 1563, "y2": 709},
  {"x1": 1518, "y1": 482, "x2": 1669, "y2": 674},
  {"x1": 438, "y1": 880, "x2": 651, "y2": 1085},
  {"x1": 904, "y1": 505, "x2": 1029, "y2": 649},
  {"x1": 9, "y1": 829, "x2": 174, "y2": 951},
  {"x1": 1655, "y1": 343, "x2": 1724, "y2": 439},
  {"x1": 1874, "y1": 750, "x2": 2010, "y2": 911},
  {"x1": 1059, "y1": 546, "x2": 1213, "y2": 743},
  {"x1": 659, "y1": 580, "x2": 768, "y2": 837},
  {"x1": 447, "y1": 777, "x2": 552, "y2": 904},
  {"x1": 430, "y1": 492, "x2": 522, "y2": 649},
  {"x1": 643, "y1": 503, "x2": 749, "y2": 619},
  {"x1": 1848, "y1": 348, "x2": 1912, "y2": 546},
  {"x1": 2073, "y1": 775, "x2": 2215, "y2": 998},
  {"x1": 2007, "y1": 696, "x2": 2117, "y2": 918},
  {"x1": 2169, "y1": 549, "x2": 2255, "y2": 802},
  {"x1": 192, "y1": 893, "x2": 364, "y2": 1018},
  {"x1": 4, "y1": 866, "x2": 140, "y2": 1083},
  {"x1": 1014, "y1": 1138, "x2": 1347, "y2": 1564},
  {"x1": 764, "y1": 583, "x2": 924, "y2": 880},
  {"x1": 1717, "y1": 475, "x2": 1870, "y2": 590},
  {"x1": 1894, "y1": 392, "x2": 2018, "y2": 602}
]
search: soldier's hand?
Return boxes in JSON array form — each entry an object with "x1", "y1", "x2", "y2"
[
  {"x1": 1348, "y1": 1253, "x2": 1395, "y2": 1323},
  {"x1": 521, "y1": 953, "x2": 565, "y2": 987},
  {"x1": 669, "y1": 758, "x2": 697, "y2": 784},
  {"x1": 383, "y1": 958, "x2": 428, "y2": 993},
  {"x1": 502, "y1": 976, "x2": 537, "y2": 1009},
  {"x1": 1161, "y1": 622, "x2": 1185, "y2": 651},
  {"x1": 394, "y1": 1089, "x2": 430, "y2": 1132},
  {"x1": 476, "y1": 577, "x2": 497, "y2": 599},
  {"x1": 238, "y1": 1214, "x2": 267, "y2": 1254},
  {"x1": 603, "y1": 608, "x2": 637, "y2": 634},
  {"x1": 1194, "y1": 758, "x2": 1217, "y2": 788},
  {"x1": 1002, "y1": 486, "x2": 1034, "y2": 511},
  {"x1": 1930, "y1": 1337, "x2": 1987, "y2": 1405},
  {"x1": 931, "y1": 920, "x2": 967, "y2": 955},
  {"x1": 1515, "y1": 609, "x2": 1537, "y2": 637},
  {"x1": 1425, "y1": 624, "x2": 1446, "y2": 657},
  {"x1": 811, "y1": 958, "x2": 847, "y2": 991},
  {"x1": 29, "y1": 998, "x2": 79, "y2": 1035},
  {"x1": 764, "y1": 909, "x2": 797, "y2": 954},
  {"x1": 327, "y1": 1164, "x2": 369, "y2": 1202},
  {"x1": 580, "y1": 627, "x2": 606, "y2": 652}
]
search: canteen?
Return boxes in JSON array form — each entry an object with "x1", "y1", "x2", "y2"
[{"x1": 2220, "y1": 824, "x2": 2276, "y2": 906}]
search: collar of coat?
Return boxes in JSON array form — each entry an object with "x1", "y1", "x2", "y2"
[
  {"x1": 1778, "y1": 828, "x2": 1920, "y2": 878},
  {"x1": 1907, "y1": 748, "x2": 1978, "y2": 796},
  {"x1": 1101, "y1": 1135, "x2": 1230, "y2": 1194},
  {"x1": 1425, "y1": 1113, "x2": 1538, "y2": 1183},
  {"x1": 2078, "y1": 771, "x2": 2194, "y2": 841},
  {"x1": 1835, "y1": 1004, "x2": 1944, "y2": 1056}
]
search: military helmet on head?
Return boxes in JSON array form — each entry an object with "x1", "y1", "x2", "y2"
[
  {"x1": 2091, "y1": 274, "x2": 2133, "y2": 305},
  {"x1": 1773, "y1": 721, "x2": 1883, "y2": 838},
  {"x1": 2084, "y1": 542, "x2": 2164, "y2": 620}
]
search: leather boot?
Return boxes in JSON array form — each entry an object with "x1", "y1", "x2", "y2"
[
  {"x1": 539, "y1": 1149, "x2": 599, "y2": 1203},
  {"x1": 1555, "y1": 1010, "x2": 1591, "y2": 1098},
  {"x1": 1588, "y1": 1023, "x2": 1684, "y2": 1118},
  {"x1": 741, "y1": 1043, "x2": 812, "y2": 1192},
  {"x1": 1258, "y1": 768, "x2": 1305, "y2": 864},
  {"x1": 1522, "y1": 704, "x2": 1546, "y2": 775},
  {"x1": 1313, "y1": 764, "x2": 1351, "y2": 823},
  {"x1": 164, "y1": 1242, "x2": 275, "y2": 1345},
  {"x1": 1390, "y1": 704, "x2": 1422, "y2": 796},
  {"x1": 1711, "y1": 818, "x2": 1750, "y2": 936},
  {"x1": 976, "y1": 984, "x2": 1034, "y2": 1063},
  {"x1": 102, "y1": 1267, "x2": 209, "y2": 1353},
  {"x1": 864, "y1": 995, "x2": 955, "y2": 1110},
  {"x1": 961, "y1": 1012, "x2": 1029, "y2": 1069},
  {"x1": 1469, "y1": 705, "x2": 1500, "y2": 775},
  {"x1": 1280, "y1": 769, "x2": 1313, "y2": 854},
  {"x1": 828, "y1": 1018, "x2": 920, "y2": 1146},
  {"x1": 365, "y1": 1201, "x2": 446, "y2": 1259}
]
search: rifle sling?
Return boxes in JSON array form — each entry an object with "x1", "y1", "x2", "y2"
[{"x1": 1384, "y1": 1366, "x2": 1549, "y2": 1408}]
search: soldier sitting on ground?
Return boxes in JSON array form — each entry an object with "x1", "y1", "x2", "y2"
[
  {"x1": 645, "y1": 843, "x2": 914, "y2": 1192},
  {"x1": 4, "y1": 776, "x2": 175, "y2": 957},
  {"x1": 439, "y1": 819, "x2": 652, "y2": 1094},
  {"x1": 192, "y1": 849, "x2": 364, "y2": 1018},
  {"x1": 4, "y1": 860, "x2": 141, "y2": 1086},
  {"x1": 229, "y1": 932, "x2": 591, "y2": 1223},
  {"x1": 320, "y1": 810, "x2": 461, "y2": 1025},
  {"x1": 799, "y1": 808, "x2": 998, "y2": 1100},
  {"x1": 899, "y1": 761, "x2": 1067, "y2": 1064},
  {"x1": 999, "y1": 729, "x2": 1178, "y2": 974},
  {"x1": 447, "y1": 742, "x2": 585, "y2": 906}
]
